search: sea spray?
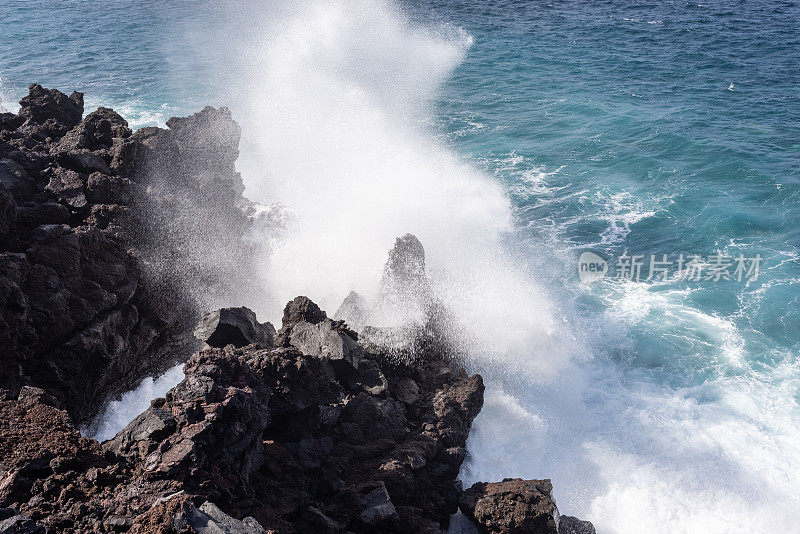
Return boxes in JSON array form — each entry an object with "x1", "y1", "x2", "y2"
[
  {"x1": 228, "y1": 3, "x2": 800, "y2": 532},
  {"x1": 89, "y1": 0, "x2": 588, "y2": 508},
  {"x1": 232, "y1": 0, "x2": 582, "y2": 377},
  {"x1": 82, "y1": 1, "x2": 800, "y2": 532},
  {"x1": 87, "y1": 364, "x2": 185, "y2": 442}
]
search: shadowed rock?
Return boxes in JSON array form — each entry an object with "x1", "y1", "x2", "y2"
[
  {"x1": 559, "y1": 516, "x2": 596, "y2": 534},
  {"x1": 55, "y1": 107, "x2": 131, "y2": 152},
  {"x1": 194, "y1": 307, "x2": 275, "y2": 348},
  {"x1": 0, "y1": 514, "x2": 43, "y2": 533},
  {"x1": 18, "y1": 83, "x2": 83, "y2": 134},
  {"x1": 0, "y1": 297, "x2": 486, "y2": 533},
  {"x1": 176, "y1": 501, "x2": 265, "y2": 534},
  {"x1": 0, "y1": 85, "x2": 256, "y2": 424},
  {"x1": 0, "y1": 86, "x2": 592, "y2": 533},
  {"x1": 282, "y1": 295, "x2": 328, "y2": 329}
]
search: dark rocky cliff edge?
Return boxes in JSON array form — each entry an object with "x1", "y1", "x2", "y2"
[{"x1": 0, "y1": 85, "x2": 594, "y2": 534}]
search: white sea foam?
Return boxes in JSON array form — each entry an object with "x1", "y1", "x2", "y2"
[
  {"x1": 234, "y1": 0, "x2": 581, "y2": 382},
  {"x1": 0, "y1": 75, "x2": 18, "y2": 113},
  {"x1": 87, "y1": 364, "x2": 185, "y2": 442},
  {"x1": 83, "y1": 97, "x2": 176, "y2": 129},
  {"x1": 597, "y1": 190, "x2": 659, "y2": 245}
]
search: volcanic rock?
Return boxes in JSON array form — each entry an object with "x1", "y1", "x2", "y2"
[
  {"x1": 281, "y1": 295, "x2": 327, "y2": 330},
  {"x1": 334, "y1": 290, "x2": 368, "y2": 330},
  {"x1": 0, "y1": 515, "x2": 43, "y2": 533},
  {"x1": 559, "y1": 516, "x2": 596, "y2": 534},
  {"x1": 175, "y1": 501, "x2": 265, "y2": 534},
  {"x1": 384, "y1": 233, "x2": 427, "y2": 286},
  {"x1": 18, "y1": 84, "x2": 83, "y2": 137},
  {"x1": 0, "y1": 85, "x2": 257, "y2": 424},
  {"x1": 0, "y1": 296, "x2": 485, "y2": 533},
  {"x1": 289, "y1": 319, "x2": 363, "y2": 369},
  {"x1": 458, "y1": 479, "x2": 560, "y2": 534},
  {"x1": 194, "y1": 307, "x2": 275, "y2": 348}
]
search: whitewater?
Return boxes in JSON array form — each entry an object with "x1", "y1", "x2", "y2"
[{"x1": 5, "y1": 0, "x2": 798, "y2": 532}]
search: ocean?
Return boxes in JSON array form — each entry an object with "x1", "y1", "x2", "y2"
[{"x1": 2, "y1": 1, "x2": 799, "y2": 532}]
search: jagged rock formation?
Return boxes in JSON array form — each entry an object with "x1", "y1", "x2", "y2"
[
  {"x1": 558, "y1": 516, "x2": 596, "y2": 534},
  {"x1": 0, "y1": 298, "x2": 484, "y2": 533},
  {"x1": 0, "y1": 85, "x2": 255, "y2": 424},
  {"x1": 194, "y1": 307, "x2": 276, "y2": 349}
]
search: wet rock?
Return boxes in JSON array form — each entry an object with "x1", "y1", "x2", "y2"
[
  {"x1": 559, "y1": 516, "x2": 596, "y2": 534},
  {"x1": 1, "y1": 295, "x2": 487, "y2": 533},
  {"x1": 357, "y1": 481, "x2": 398, "y2": 526},
  {"x1": 296, "y1": 506, "x2": 340, "y2": 533},
  {"x1": 85, "y1": 171, "x2": 133, "y2": 204},
  {"x1": 289, "y1": 319, "x2": 364, "y2": 370},
  {"x1": 56, "y1": 107, "x2": 130, "y2": 151},
  {"x1": 458, "y1": 479, "x2": 559, "y2": 534},
  {"x1": 51, "y1": 148, "x2": 113, "y2": 174},
  {"x1": 0, "y1": 184, "x2": 16, "y2": 246},
  {"x1": 395, "y1": 378, "x2": 420, "y2": 405},
  {"x1": 0, "y1": 85, "x2": 255, "y2": 424},
  {"x1": 194, "y1": 307, "x2": 275, "y2": 348},
  {"x1": 384, "y1": 233, "x2": 427, "y2": 286},
  {"x1": 0, "y1": 160, "x2": 35, "y2": 202},
  {"x1": 0, "y1": 253, "x2": 28, "y2": 354},
  {"x1": 0, "y1": 85, "x2": 585, "y2": 534},
  {"x1": 0, "y1": 114, "x2": 24, "y2": 132},
  {"x1": 375, "y1": 233, "x2": 433, "y2": 329},
  {"x1": 166, "y1": 106, "x2": 241, "y2": 185},
  {"x1": 335, "y1": 290, "x2": 368, "y2": 330},
  {"x1": 282, "y1": 295, "x2": 328, "y2": 330},
  {"x1": 15, "y1": 202, "x2": 70, "y2": 234}
]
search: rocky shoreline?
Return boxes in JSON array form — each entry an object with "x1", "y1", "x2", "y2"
[{"x1": 0, "y1": 85, "x2": 594, "y2": 533}]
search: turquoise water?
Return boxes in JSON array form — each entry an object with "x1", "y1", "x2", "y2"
[
  {"x1": 429, "y1": 0, "x2": 800, "y2": 420},
  {"x1": 2, "y1": 1, "x2": 800, "y2": 532}
]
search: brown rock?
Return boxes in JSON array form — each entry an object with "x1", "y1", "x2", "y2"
[{"x1": 459, "y1": 478, "x2": 559, "y2": 534}]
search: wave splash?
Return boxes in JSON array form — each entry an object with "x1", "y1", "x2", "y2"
[
  {"x1": 233, "y1": 0, "x2": 579, "y2": 383},
  {"x1": 88, "y1": 1, "x2": 800, "y2": 533},
  {"x1": 233, "y1": 3, "x2": 800, "y2": 533}
]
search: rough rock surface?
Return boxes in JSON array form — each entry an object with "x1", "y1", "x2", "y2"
[
  {"x1": 559, "y1": 516, "x2": 596, "y2": 534},
  {"x1": 458, "y1": 479, "x2": 560, "y2": 534},
  {"x1": 0, "y1": 85, "x2": 256, "y2": 424},
  {"x1": 194, "y1": 307, "x2": 275, "y2": 349},
  {"x1": 0, "y1": 298, "x2": 485, "y2": 533}
]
